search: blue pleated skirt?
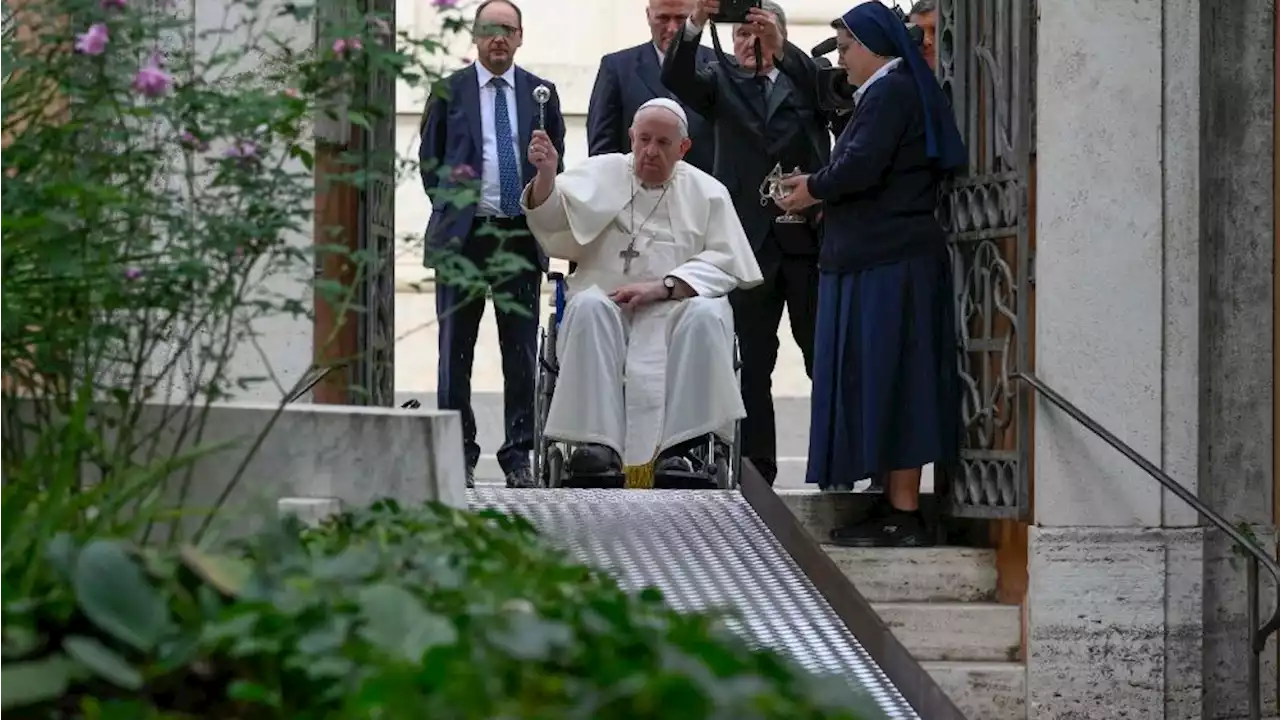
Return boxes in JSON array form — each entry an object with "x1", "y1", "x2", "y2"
[{"x1": 806, "y1": 248, "x2": 961, "y2": 489}]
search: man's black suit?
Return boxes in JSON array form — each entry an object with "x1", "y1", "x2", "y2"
[
  {"x1": 587, "y1": 42, "x2": 716, "y2": 174},
  {"x1": 663, "y1": 25, "x2": 829, "y2": 484}
]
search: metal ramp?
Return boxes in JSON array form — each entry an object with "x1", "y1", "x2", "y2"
[{"x1": 470, "y1": 472, "x2": 967, "y2": 720}]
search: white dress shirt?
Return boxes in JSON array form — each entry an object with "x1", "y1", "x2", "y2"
[{"x1": 474, "y1": 63, "x2": 522, "y2": 217}]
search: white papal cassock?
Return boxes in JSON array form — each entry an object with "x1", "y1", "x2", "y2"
[{"x1": 521, "y1": 153, "x2": 763, "y2": 467}]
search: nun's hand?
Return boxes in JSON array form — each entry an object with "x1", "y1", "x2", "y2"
[{"x1": 777, "y1": 174, "x2": 819, "y2": 212}]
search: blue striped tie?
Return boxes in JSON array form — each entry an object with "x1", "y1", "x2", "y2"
[{"x1": 491, "y1": 77, "x2": 522, "y2": 217}]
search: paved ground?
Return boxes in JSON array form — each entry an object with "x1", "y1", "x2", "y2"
[{"x1": 394, "y1": 291, "x2": 932, "y2": 490}]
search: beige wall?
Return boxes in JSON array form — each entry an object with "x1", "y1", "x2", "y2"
[{"x1": 391, "y1": 0, "x2": 896, "y2": 285}]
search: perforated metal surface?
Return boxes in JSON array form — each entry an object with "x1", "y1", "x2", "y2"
[{"x1": 470, "y1": 488, "x2": 920, "y2": 720}]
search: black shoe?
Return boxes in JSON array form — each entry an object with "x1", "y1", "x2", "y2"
[
  {"x1": 829, "y1": 510, "x2": 932, "y2": 548},
  {"x1": 505, "y1": 467, "x2": 536, "y2": 489},
  {"x1": 654, "y1": 454, "x2": 694, "y2": 475},
  {"x1": 466, "y1": 467, "x2": 475, "y2": 489},
  {"x1": 654, "y1": 437, "x2": 719, "y2": 490},
  {"x1": 568, "y1": 444, "x2": 622, "y2": 475}
]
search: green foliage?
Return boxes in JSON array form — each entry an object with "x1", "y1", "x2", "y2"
[
  {"x1": 0, "y1": 0, "x2": 530, "y2": 553},
  {"x1": 2, "y1": 501, "x2": 883, "y2": 719}
]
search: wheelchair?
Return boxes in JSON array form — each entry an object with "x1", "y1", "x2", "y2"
[{"x1": 531, "y1": 271, "x2": 744, "y2": 490}]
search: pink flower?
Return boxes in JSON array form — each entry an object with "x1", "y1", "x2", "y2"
[
  {"x1": 74, "y1": 23, "x2": 109, "y2": 55},
  {"x1": 432, "y1": 0, "x2": 458, "y2": 8},
  {"x1": 179, "y1": 130, "x2": 208, "y2": 151},
  {"x1": 124, "y1": 266, "x2": 143, "y2": 280},
  {"x1": 101, "y1": 0, "x2": 126, "y2": 9},
  {"x1": 282, "y1": 87, "x2": 301, "y2": 99},
  {"x1": 449, "y1": 164, "x2": 476, "y2": 182},
  {"x1": 224, "y1": 140, "x2": 260, "y2": 164},
  {"x1": 332, "y1": 37, "x2": 362, "y2": 56},
  {"x1": 132, "y1": 56, "x2": 170, "y2": 97}
]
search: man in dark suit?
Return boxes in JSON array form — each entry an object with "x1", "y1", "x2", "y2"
[
  {"x1": 420, "y1": 0, "x2": 566, "y2": 489},
  {"x1": 663, "y1": 0, "x2": 827, "y2": 486},
  {"x1": 586, "y1": 0, "x2": 716, "y2": 174}
]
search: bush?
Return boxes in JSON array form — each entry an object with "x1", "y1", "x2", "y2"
[{"x1": 2, "y1": 500, "x2": 883, "y2": 718}]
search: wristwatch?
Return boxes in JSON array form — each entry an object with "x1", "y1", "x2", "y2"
[{"x1": 663, "y1": 276, "x2": 677, "y2": 300}]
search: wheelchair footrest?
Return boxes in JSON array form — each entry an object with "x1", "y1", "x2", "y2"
[
  {"x1": 653, "y1": 470, "x2": 719, "y2": 491},
  {"x1": 562, "y1": 471, "x2": 626, "y2": 489}
]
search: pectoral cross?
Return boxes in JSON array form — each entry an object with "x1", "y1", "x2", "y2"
[{"x1": 619, "y1": 238, "x2": 641, "y2": 274}]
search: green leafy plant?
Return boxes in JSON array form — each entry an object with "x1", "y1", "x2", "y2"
[
  {"x1": 0, "y1": 0, "x2": 526, "y2": 553},
  {"x1": 3, "y1": 501, "x2": 883, "y2": 718}
]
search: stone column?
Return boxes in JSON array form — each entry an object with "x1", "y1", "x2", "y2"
[
  {"x1": 1198, "y1": 2, "x2": 1278, "y2": 717},
  {"x1": 1030, "y1": 0, "x2": 1275, "y2": 717}
]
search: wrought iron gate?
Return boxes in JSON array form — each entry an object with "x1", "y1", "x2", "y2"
[
  {"x1": 352, "y1": 0, "x2": 397, "y2": 406},
  {"x1": 937, "y1": 0, "x2": 1035, "y2": 519}
]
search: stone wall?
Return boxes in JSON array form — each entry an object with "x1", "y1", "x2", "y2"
[{"x1": 1032, "y1": 0, "x2": 1277, "y2": 717}]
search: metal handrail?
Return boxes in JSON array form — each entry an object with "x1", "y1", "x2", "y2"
[{"x1": 1017, "y1": 371, "x2": 1280, "y2": 720}]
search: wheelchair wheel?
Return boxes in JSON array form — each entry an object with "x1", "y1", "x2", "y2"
[
  {"x1": 545, "y1": 446, "x2": 565, "y2": 488},
  {"x1": 729, "y1": 419, "x2": 743, "y2": 490},
  {"x1": 713, "y1": 452, "x2": 732, "y2": 490},
  {"x1": 532, "y1": 328, "x2": 547, "y2": 485}
]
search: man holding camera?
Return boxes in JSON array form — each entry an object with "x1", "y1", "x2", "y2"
[
  {"x1": 908, "y1": 0, "x2": 938, "y2": 71},
  {"x1": 662, "y1": 0, "x2": 828, "y2": 486}
]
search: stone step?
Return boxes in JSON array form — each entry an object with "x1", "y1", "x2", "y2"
[
  {"x1": 923, "y1": 661, "x2": 1026, "y2": 720},
  {"x1": 874, "y1": 602, "x2": 1021, "y2": 662},
  {"x1": 823, "y1": 545, "x2": 999, "y2": 603},
  {"x1": 777, "y1": 488, "x2": 937, "y2": 542}
]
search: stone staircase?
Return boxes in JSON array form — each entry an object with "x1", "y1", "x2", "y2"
[{"x1": 779, "y1": 490, "x2": 1027, "y2": 720}]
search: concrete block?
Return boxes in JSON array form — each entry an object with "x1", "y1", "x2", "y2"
[
  {"x1": 1027, "y1": 526, "x2": 1205, "y2": 720},
  {"x1": 1164, "y1": 528, "x2": 1204, "y2": 720},
  {"x1": 874, "y1": 602, "x2": 1021, "y2": 662},
  {"x1": 923, "y1": 661, "x2": 1026, "y2": 720},
  {"x1": 278, "y1": 497, "x2": 344, "y2": 527},
  {"x1": 823, "y1": 546, "x2": 998, "y2": 603},
  {"x1": 7, "y1": 400, "x2": 468, "y2": 541}
]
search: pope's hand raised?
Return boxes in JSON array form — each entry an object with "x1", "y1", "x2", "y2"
[{"x1": 528, "y1": 130, "x2": 558, "y2": 178}]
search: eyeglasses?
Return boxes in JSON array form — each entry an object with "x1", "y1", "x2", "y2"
[{"x1": 475, "y1": 22, "x2": 519, "y2": 38}]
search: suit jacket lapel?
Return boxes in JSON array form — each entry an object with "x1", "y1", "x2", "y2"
[
  {"x1": 764, "y1": 72, "x2": 793, "y2": 125},
  {"x1": 460, "y1": 65, "x2": 482, "y2": 157},
  {"x1": 514, "y1": 68, "x2": 535, "y2": 182},
  {"x1": 635, "y1": 46, "x2": 671, "y2": 99}
]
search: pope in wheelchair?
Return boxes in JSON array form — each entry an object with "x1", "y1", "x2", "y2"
[{"x1": 521, "y1": 99, "x2": 763, "y2": 488}]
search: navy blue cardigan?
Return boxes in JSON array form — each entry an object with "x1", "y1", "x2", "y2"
[{"x1": 807, "y1": 64, "x2": 948, "y2": 272}]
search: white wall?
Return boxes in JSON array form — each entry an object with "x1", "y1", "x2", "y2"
[{"x1": 390, "y1": 0, "x2": 897, "y2": 284}]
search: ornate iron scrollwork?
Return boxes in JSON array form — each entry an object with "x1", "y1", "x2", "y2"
[{"x1": 938, "y1": 0, "x2": 1033, "y2": 519}]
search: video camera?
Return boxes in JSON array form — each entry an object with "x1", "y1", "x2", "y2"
[{"x1": 811, "y1": 6, "x2": 926, "y2": 115}]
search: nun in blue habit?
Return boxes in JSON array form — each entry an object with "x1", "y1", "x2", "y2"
[{"x1": 775, "y1": 1, "x2": 965, "y2": 548}]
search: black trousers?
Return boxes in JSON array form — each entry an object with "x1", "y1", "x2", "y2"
[
  {"x1": 435, "y1": 217, "x2": 541, "y2": 476},
  {"x1": 730, "y1": 253, "x2": 819, "y2": 484}
]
